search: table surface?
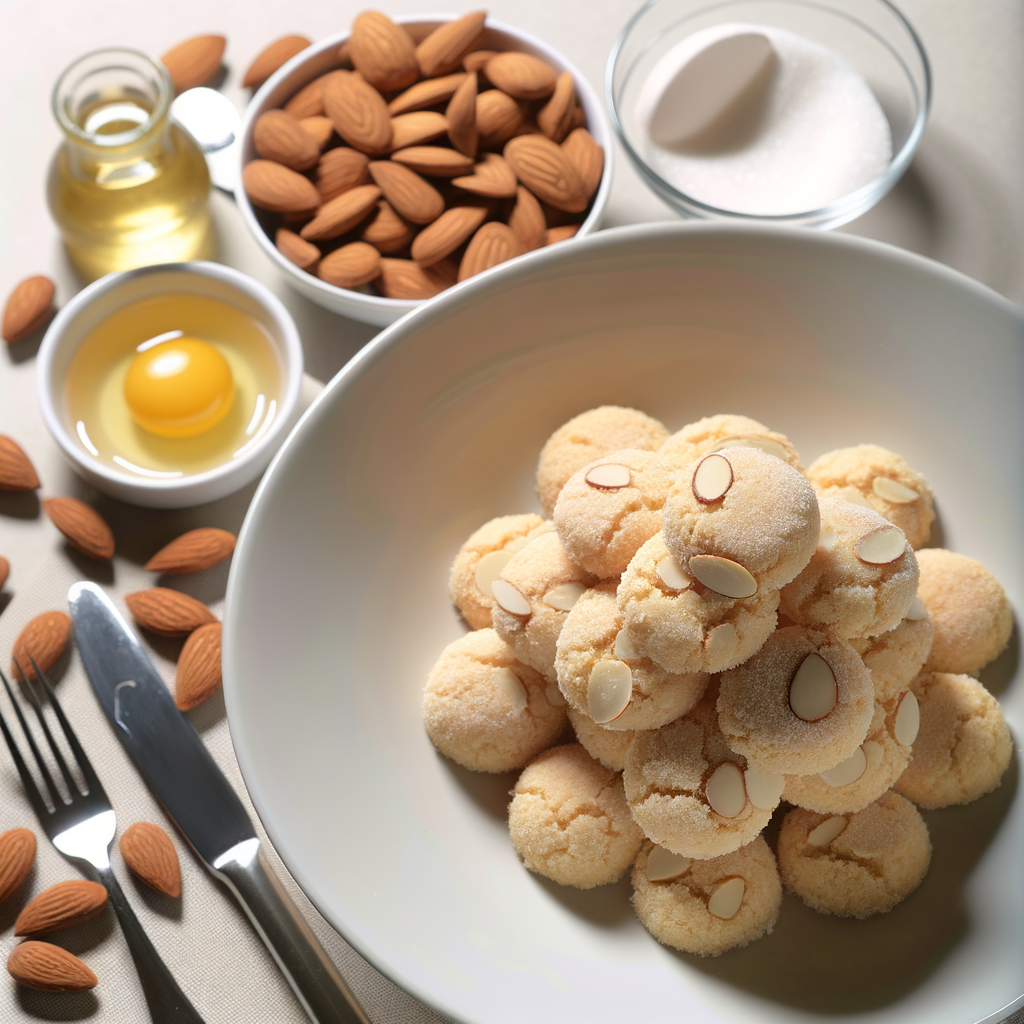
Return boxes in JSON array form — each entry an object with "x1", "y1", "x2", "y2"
[{"x1": 0, "y1": 1, "x2": 1021, "y2": 1021}]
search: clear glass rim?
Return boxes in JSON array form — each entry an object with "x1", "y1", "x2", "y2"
[
  {"x1": 52, "y1": 46, "x2": 173, "y2": 150},
  {"x1": 605, "y1": 0, "x2": 933, "y2": 225}
]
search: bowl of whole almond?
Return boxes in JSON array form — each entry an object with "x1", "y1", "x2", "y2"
[{"x1": 237, "y1": 11, "x2": 611, "y2": 326}]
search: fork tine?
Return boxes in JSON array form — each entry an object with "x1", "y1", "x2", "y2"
[
  {"x1": 17, "y1": 660, "x2": 81, "y2": 799},
  {"x1": 0, "y1": 683, "x2": 50, "y2": 822},
  {"x1": 0, "y1": 666, "x2": 63, "y2": 812}
]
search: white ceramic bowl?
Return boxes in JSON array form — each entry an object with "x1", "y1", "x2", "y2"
[
  {"x1": 224, "y1": 224, "x2": 1023, "y2": 1024},
  {"x1": 238, "y1": 16, "x2": 613, "y2": 327},
  {"x1": 37, "y1": 261, "x2": 303, "y2": 508}
]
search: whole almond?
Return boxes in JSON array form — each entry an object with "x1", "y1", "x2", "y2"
[
  {"x1": 120, "y1": 823, "x2": 182, "y2": 897},
  {"x1": 175, "y1": 622, "x2": 224, "y2": 712},
  {"x1": 484, "y1": 52, "x2": 556, "y2": 99},
  {"x1": 476, "y1": 90, "x2": 525, "y2": 149},
  {"x1": 44, "y1": 498, "x2": 115, "y2": 560},
  {"x1": 411, "y1": 206, "x2": 488, "y2": 267},
  {"x1": 378, "y1": 259, "x2": 452, "y2": 299},
  {"x1": 318, "y1": 242, "x2": 382, "y2": 289},
  {"x1": 276, "y1": 228, "x2": 321, "y2": 270},
  {"x1": 570, "y1": 105, "x2": 586, "y2": 132},
  {"x1": 446, "y1": 71, "x2": 478, "y2": 157},
  {"x1": 350, "y1": 12, "x2": 418, "y2": 92},
  {"x1": 563, "y1": 127, "x2": 604, "y2": 200},
  {"x1": 125, "y1": 588, "x2": 217, "y2": 638},
  {"x1": 243, "y1": 160, "x2": 320, "y2": 214},
  {"x1": 360, "y1": 201, "x2": 414, "y2": 254},
  {"x1": 368, "y1": 162, "x2": 444, "y2": 225},
  {"x1": 463, "y1": 50, "x2": 498, "y2": 74},
  {"x1": 254, "y1": 110, "x2": 320, "y2": 171},
  {"x1": 504, "y1": 135, "x2": 587, "y2": 213},
  {"x1": 15, "y1": 880, "x2": 108, "y2": 938},
  {"x1": 0, "y1": 829, "x2": 36, "y2": 905},
  {"x1": 0, "y1": 435, "x2": 40, "y2": 491},
  {"x1": 316, "y1": 147, "x2": 370, "y2": 202},
  {"x1": 388, "y1": 73, "x2": 466, "y2": 115},
  {"x1": 508, "y1": 185, "x2": 546, "y2": 252},
  {"x1": 12, "y1": 611, "x2": 72, "y2": 684},
  {"x1": 284, "y1": 75, "x2": 327, "y2": 118},
  {"x1": 7, "y1": 941, "x2": 97, "y2": 992},
  {"x1": 389, "y1": 111, "x2": 449, "y2": 151},
  {"x1": 0, "y1": 555, "x2": 8, "y2": 591},
  {"x1": 145, "y1": 528, "x2": 236, "y2": 575},
  {"x1": 299, "y1": 115, "x2": 335, "y2": 150},
  {"x1": 416, "y1": 12, "x2": 487, "y2": 77},
  {"x1": 3, "y1": 276, "x2": 55, "y2": 344},
  {"x1": 452, "y1": 152, "x2": 517, "y2": 198},
  {"x1": 323, "y1": 71, "x2": 392, "y2": 156},
  {"x1": 458, "y1": 222, "x2": 519, "y2": 281},
  {"x1": 546, "y1": 224, "x2": 580, "y2": 244},
  {"x1": 300, "y1": 184, "x2": 382, "y2": 242},
  {"x1": 390, "y1": 146, "x2": 474, "y2": 177},
  {"x1": 243, "y1": 35, "x2": 311, "y2": 89},
  {"x1": 160, "y1": 35, "x2": 226, "y2": 92},
  {"x1": 537, "y1": 71, "x2": 576, "y2": 142}
]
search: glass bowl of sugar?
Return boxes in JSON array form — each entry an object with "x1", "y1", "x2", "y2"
[{"x1": 608, "y1": 0, "x2": 930, "y2": 228}]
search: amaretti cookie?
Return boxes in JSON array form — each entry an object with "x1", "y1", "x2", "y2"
[
  {"x1": 555, "y1": 583, "x2": 708, "y2": 732},
  {"x1": 895, "y1": 672, "x2": 1013, "y2": 808},
  {"x1": 851, "y1": 606, "x2": 934, "y2": 703},
  {"x1": 779, "y1": 496, "x2": 919, "y2": 639},
  {"x1": 536, "y1": 406, "x2": 669, "y2": 517},
  {"x1": 660, "y1": 413, "x2": 804, "y2": 472},
  {"x1": 422, "y1": 629, "x2": 567, "y2": 773},
  {"x1": 777, "y1": 793, "x2": 931, "y2": 918},
  {"x1": 623, "y1": 687, "x2": 781, "y2": 859},
  {"x1": 617, "y1": 532, "x2": 779, "y2": 675},
  {"x1": 662, "y1": 446, "x2": 819, "y2": 596},
  {"x1": 491, "y1": 532, "x2": 597, "y2": 684},
  {"x1": 567, "y1": 707, "x2": 636, "y2": 772},
  {"x1": 631, "y1": 837, "x2": 782, "y2": 957},
  {"x1": 448, "y1": 514, "x2": 552, "y2": 629},
  {"x1": 553, "y1": 449, "x2": 676, "y2": 578},
  {"x1": 717, "y1": 626, "x2": 875, "y2": 776},
  {"x1": 916, "y1": 549, "x2": 1013, "y2": 676},
  {"x1": 508, "y1": 743, "x2": 643, "y2": 888}
]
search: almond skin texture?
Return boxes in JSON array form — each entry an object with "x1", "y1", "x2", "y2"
[
  {"x1": 458, "y1": 222, "x2": 519, "y2": 281},
  {"x1": 0, "y1": 829, "x2": 36, "y2": 906},
  {"x1": 360, "y1": 201, "x2": 414, "y2": 253},
  {"x1": 125, "y1": 588, "x2": 217, "y2": 638},
  {"x1": 283, "y1": 76, "x2": 327, "y2": 118},
  {"x1": 546, "y1": 224, "x2": 579, "y2": 244},
  {"x1": 299, "y1": 115, "x2": 335, "y2": 150},
  {"x1": 368, "y1": 162, "x2": 444, "y2": 225},
  {"x1": 44, "y1": 498, "x2": 115, "y2": 560},
  {"x1": 411, "y1": 206, "x2": 488, "y2": 267},
  {"x1": 243, "y1": 35, "x2": 311, "y2": 89},
  {"x1": 476, "y1": 90, "x2": 525, "y2": 149},
  {"x1": 484, "y1": 52, "x2": 557, "y2": 99},
  {"x1": 253, "y1": 110, "x2": 320, "y2": 171},
  {"x1": 504, "y1": 135, "x2": 588, "y2": 213},
  {"x1": 378, "y1": 259, "x2": 452, "y2": 299},
  {"x1": 508, "y1": 185, "x2": 546, "y2": 252},
  {"x1": 318, "y1": 242, "x2": 382, "y2": 289},
  {"x1": 15, "y1": 880, "x2": 108, "y2": 938},
  {"x1": 452, "y1": 152, "x2": 517, "y2": 198},
  {"x1": 3, "y1": 276, "x2": 55, "y2": 344},
  {"x1": 119, "y1": 823, "x2": 182, "y2": 897},
  {"x1": 7, "y1": 941, "x2": 97, "y2": 992},
  {"x1": 0, "y1": 435, "x2": 40, "y2": 491},
  {"x1": 175, "y1": 622, "x2": 223, "y2": 712},
  {"x1": 390, "y1": 146, "x2": 474, "y2": 177},
  {"x1": 12, "y1": 611, "x2": 72, "y2": 684},
  {"x1": 0, "y1": 555, "x2": 8, "y2": 591},
  {"x1": 276, "y1": 228, "x2": 320, "y2": 270},
  {"x1": 243, "y1": 160, "x2": 320, "y2": 214},
  {"x1": 300, "y1": 184, "x2": 382, "y2": 242},
  {"x1": 463, "y1": 50, "x2": 497, "y2": 74},
  {"x1": 388, "y1": 73, "x2": 466, "y2": 115},
  {"x1": 145, "y1": 528, "x2": 236, "y2": 575},
  {"x1": 537, "y1": 71, "x2": 576, "y2": 142},
  {"x1": 388, "y1": 111, "x2": 449, "y2": 151},
  {"x1": 160, "y1": 35, "x2": 226, "y2": 92},
  {"x1": 349, "y1": 12, "x2": 419, "y2": 92},
  {"x1": 416, "y1": 12, "x2": 487, "y2": 77},
  {"x1": 315, "y1": 147, "x2": 370, "y2": 202},
  {"x1": 446, "y1": 71, "x2": 478, "y2": 157},
  {"x1": 563, "y1": 127, "x2": 604, "y2": 200},
  {"x1": 323, "y1": 71, "x2": 392, "y2": 156}
]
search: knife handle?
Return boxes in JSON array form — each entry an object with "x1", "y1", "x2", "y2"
[{"x1": 212, "y1": 841, "x2": 371, "y2": 1024}]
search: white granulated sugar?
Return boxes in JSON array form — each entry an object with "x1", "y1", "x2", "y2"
[{"x1": 638, "y1": 23, "x2": 893, "y2": 216}]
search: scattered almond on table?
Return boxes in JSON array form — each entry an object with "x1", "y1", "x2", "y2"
[
  {"x1": 144, "y1": 527, "x2": 237, "y2": 575},
  {"x1": 7, "y1": 941, "x2": 97, "y2": 992},
  {"x1": 125, "y1": 588, "x2": 218, "y2": 638},
  {"x1": 0, "y1": 435, "x2": 41, "y2": 492},
  {"x1": 11, "y1": 610, "x2": 72, "y2": 683},
  {"x1": 2, "y1": 275, "x2": 56, "y2": 344},
  {"x1": 160, "y1": 34, "x2": 226, "y2": 93},
  {"x1": 176, "y1": 621, "x2": 223, "y2": 710},
  {"x1": 44, "y1": 497, "x2": 115, "y2": 560},
  {"x1": 0, "y1": 555, "x2": 9, "y2": 591},
  {"x1": 119, "y1": 823, "x2": 181, "y2": 898},
  {"x1": 0, "y1": 828, "x2": 36, "y2": 905},
  {"x1": 15, "y1": 879, "x2": 108, "y2": 938}
]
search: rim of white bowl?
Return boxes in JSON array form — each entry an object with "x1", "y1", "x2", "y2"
[
  {"x1": 237, "y1": 14, "x2": 614, "y2": 319},
  {"x1": 223, "y1": 221, "x2": 1021, "y2": 1023},
  {"x1": 37, "y1": 260, "x2": 304, "y2": 500}
]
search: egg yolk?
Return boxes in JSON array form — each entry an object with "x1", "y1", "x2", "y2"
[{"x1": 124, "y1": 337, "x2": 234, "y2": 438}]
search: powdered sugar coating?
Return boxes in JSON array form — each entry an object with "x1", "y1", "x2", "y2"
[
  {"x1": 567, "y1": 707, "x2": 636, "y2": 771},
  {"x1": 779, "y1": 496, "x2": 919, "y2": 639},
  {"x1": 662, "y1": 446, "x2": 819, "y2": 592},
  {"x1": 717, "y1": 626, "x2": 874, "y2": 776},
  {"x1": 660, "y1": 413, "x2": 804, "y2": 472},
  {"x1": 851, "y1": 612, "x2": 934, "y2": 703}
]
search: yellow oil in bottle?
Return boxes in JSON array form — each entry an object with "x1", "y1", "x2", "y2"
[
  {"x1": 48, "y1": 49, "x2": 214, "y2": 281},
  {"x1": 65, "y1": 292, "x2": 281, "y2": 479}
]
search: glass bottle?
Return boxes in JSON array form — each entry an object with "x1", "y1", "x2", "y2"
[{"x1": 48, "y1": 48, "x2": 214, "y2": 281}]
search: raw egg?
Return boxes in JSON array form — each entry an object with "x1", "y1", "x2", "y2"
[{"x1": 125, "y1": 337, "x2": 235, "y2": 438}]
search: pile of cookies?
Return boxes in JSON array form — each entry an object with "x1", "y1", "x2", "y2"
[{"x1": 423, "y1": 408, "x2": 1015, "y2": 956}]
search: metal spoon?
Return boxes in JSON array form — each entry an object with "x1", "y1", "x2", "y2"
[{"x1": 171, "y1": 87, "x2": 242, "y2": 194}]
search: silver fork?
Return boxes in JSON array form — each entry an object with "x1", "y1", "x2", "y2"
[{"x1": 0, "y1": 657, "x2": 206, "y2": 1023}]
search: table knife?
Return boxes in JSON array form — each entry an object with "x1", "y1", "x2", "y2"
[{"x1": 69, "y1": 581, "x2": 370, "y2": 1024}]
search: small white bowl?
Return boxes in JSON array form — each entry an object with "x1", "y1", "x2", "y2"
[
  {"x1": 238, "y1": 16, "x2": 614, "y2": 327},
  {"x1": 37, "y1": 261, "x2": 303, "y2": 509}
]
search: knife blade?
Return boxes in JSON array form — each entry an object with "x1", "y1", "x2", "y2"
[{"x1": 69, "y1": 581, "x2": 370, "y2": 1024}]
